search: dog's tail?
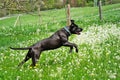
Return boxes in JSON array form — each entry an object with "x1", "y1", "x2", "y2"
[{"x1": 10, "y1": 47, "x2": 31, "y2": 50}]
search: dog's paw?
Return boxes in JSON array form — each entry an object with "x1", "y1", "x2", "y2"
[{"x1": 76, "y1": 49, "x2": 78, "y2": 53}]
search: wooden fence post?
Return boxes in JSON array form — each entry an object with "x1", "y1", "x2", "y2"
[
  {"x1": 38, "y1": 6, "x2": 41, "y2": 24},
  {"x1": 66, "y1": 4, "x2": 71, "y2": 26},
  {"x1": 98, "y1": 0, "x2": 102, "y2": 20},
  {"x1": 14, "y1": 14, "x2": 21, "y2": 27},
  {"x1": 94, "y1": 0, "x2": 98, "y2": 7},
  {"x1": 36, "y1": 0, "x2": 42, "y2": 24}
]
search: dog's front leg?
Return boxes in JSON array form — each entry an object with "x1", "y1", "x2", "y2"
[
  {"x1": 63, "y1": 42, "x2": 78, "y2": 53},
  {"x1": 60, "y1": 35, "x2": 78, "y2": 53}
]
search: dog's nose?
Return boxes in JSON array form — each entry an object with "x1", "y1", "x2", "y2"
[{"x1": 80, "y1": 28, "x2": 83, "y2": 31}]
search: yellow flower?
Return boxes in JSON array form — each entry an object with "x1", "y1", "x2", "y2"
[{"x1": 106, "y1": 52, "x2": 110, "y2": 55}]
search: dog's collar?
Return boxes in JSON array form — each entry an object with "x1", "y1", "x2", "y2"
[{"x1": 64, "y1": 27, "x2": 71, "y2": 35}]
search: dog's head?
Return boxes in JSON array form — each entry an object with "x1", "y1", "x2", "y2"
[{"x1": 69, "y1": 20, "x2": 83, "y2": 35}]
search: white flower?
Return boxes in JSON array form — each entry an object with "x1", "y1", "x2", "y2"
[
  {"x1": 72, "y1": 24, "x2": 120, "y2": 45},
  {"x1": 108, "y1": 73, "x2": 117, "y2": 79},
  {"x1": 16, "y1": 76, "x2": 21, "y2": 80},
  {"x1": 115, "y1": 55, "x2": 120, "y2": 60}
]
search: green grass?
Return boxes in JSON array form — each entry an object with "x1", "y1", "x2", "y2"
[{"x1": 0, "y1": 3, "x2": 120, "y2": 80}]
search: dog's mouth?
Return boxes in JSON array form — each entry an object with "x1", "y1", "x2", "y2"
[
  {"x1": 75, "y1": 31, "x2": 81, "y2": 35},
  {"x1": 75, "y1": 28, "x2": 83, "y2": 35}
]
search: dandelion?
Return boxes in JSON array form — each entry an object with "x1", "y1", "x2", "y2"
[
  {"x1": 90, "y1": 72, "x2": 95, "y2": 76},
  {"x1": 29, "y1": 66, "x2": 32, "y2": 69},
  {"x1": 106, "y1": 52, "x2": 110, "y2": 56}
]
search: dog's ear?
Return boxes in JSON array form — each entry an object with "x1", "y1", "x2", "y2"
[{"x1": 71, "y1": 20, "x2": 74, "y2": 24}]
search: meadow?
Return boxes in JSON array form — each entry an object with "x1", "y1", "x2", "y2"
[{"x1": 0, "y1": 3, "x2": 120, "y2": 80}]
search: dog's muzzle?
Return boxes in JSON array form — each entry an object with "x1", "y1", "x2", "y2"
[{"x1": 75, "y1": 28, "x2": 83, "y2": 35}]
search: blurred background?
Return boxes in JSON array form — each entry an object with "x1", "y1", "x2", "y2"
[{"x1": 0, "y1": 0, "x2": 120, "y2": 17}]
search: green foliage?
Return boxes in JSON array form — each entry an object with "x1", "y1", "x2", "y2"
[
  {"x1": 1, "y1": 0, "x2": 120, "y2": 17},
  {"x1": 0, "y1": 3, "x2": 120, "y2": 80}
]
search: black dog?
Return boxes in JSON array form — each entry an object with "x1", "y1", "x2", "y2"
[{"x1": 10, "y1": 20, "x2": 83, "y2": 67}]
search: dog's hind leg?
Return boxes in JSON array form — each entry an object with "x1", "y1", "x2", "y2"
[
  {"x1": 18, "y1": 49, "x2": 32, "y2": 68},
  {"x1": 31, "y1": 49, "x2": 41, "y2": 67}
]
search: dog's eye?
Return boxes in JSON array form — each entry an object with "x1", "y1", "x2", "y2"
[
  {"x1": 72, "y1": 27, "x2": 77, "y2": 31},
  {"x1": 75, "y1": 27, "x2": 78, "y2": 30}
]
